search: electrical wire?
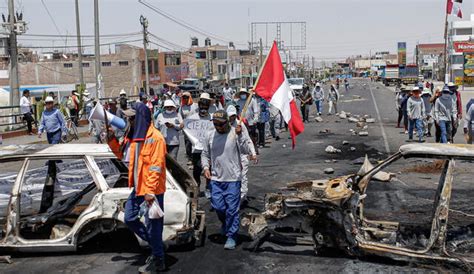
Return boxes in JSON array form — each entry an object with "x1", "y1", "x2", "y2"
[
  {"x1": 19, "y1": 39, "x2": 142, "y2": 49},
  {"x1": 40, "y1": 0, "x2": 66, "y2": 45},
  {"x1": 138, "y1": 0, "x2": 246, "y2": 46},
  {"x1": 22, "y1": 32, "x2": 142, "y2": 38}
]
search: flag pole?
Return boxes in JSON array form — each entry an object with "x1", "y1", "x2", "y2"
[
  {"x1": 444, "y1": 3, "x2": 449, "y2": 83},
  {"x1": 239, "y1": 41, "x2": 275, "y2": 125}
]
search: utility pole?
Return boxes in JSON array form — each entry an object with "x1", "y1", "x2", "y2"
[
  {"x1": 94, "y1": 0, "x2": 101, "y2": 98},
  {"x1": 259, "y1": 38, "x2": 263, "y2": 68},
  {"x1": 140, "y1": 15, "x2": 150, "y2": 95},
  {"x1": 75, "y1": 0, "x2": 84, "y2": 88},
  {"x1": 8, "y1": 0, "x2": 19, "y2": 106}
]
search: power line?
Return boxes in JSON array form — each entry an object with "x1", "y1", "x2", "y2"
[
  {"x1": 40, "y1": 0, "x2": 66, "y2": 45},
  {"x1": 138, "y1": 0, "x2": 246, "y2": 46},
  {"x1": 22, "y1": 32, "x2": 142, "y2": 38}
]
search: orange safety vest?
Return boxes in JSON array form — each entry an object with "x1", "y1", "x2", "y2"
[{"x1": 128, "y1": 126, "x2": 167, "y2": 196}]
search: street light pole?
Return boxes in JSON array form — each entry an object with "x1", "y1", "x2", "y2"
[
  {"x1": 75, "y1": 0, "x2": 84, "y2": 88},
  {"x1": 8, "y1": 0, "x2": 19, "y2": 107},
  {"x1": 94, "y1": 0, "x2": 101, "y2": 98},
  {"x1": 140, "y1": 15, "x2": 150, "y2": 95}
]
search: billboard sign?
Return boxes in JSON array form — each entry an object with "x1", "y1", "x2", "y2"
[
  {"x1": 454, "y1": 42, "x2": 474, "y2": 53},
  {"x1": 398, "y1": 42, "x2": 407, "y2": 65}
]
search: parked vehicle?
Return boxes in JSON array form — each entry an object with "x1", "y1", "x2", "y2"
[
  {"x1": 244, "y1": 144, "x2": 474, "y2": 269},
  {"x1": 288, "y1": 78, "x2": 305, "y2": 95},
  {"x1": 0, "y1": 144, "x2": 206, "y2": 252},
  {"x1": 383, "y1": 64, "x2": 400, "y2": 86},
  {"x1": 400, "y1": 64, "x2": 419, "y2": 85}
]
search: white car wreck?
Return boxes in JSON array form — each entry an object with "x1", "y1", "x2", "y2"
[{"x1": 0, "y1": 144, "x2": 205, "y2": 252}]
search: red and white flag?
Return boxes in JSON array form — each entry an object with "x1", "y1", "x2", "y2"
[
  {"x1": 447, "y1": 0, "x2": 463, "y2": 18},
  {"x1": 254, "y1": 41, "x2": 304, "y2": 148}
]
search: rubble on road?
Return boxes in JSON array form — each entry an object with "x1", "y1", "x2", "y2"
[
  {"x1": 324, "y1": 168, "x2": 334, "y2": 174},
  {"x1": 350, "y1": 147, "x2": 356, "y2": 151},
  {"x1": 356, "y1": 121, "x2": 365, "y2": 128},
  {"x1": 325, "y1": 145, "x2": 341, "y2": 154},
  {"x1": 339, "y1": 111, "x2": 347, "y2": 119},
  {"x1": 366, "y1": 118, "x2": 376, "y2": 123},
  {"x1": 358, "y1": 131, "x2": 369, "y2": 136},
  {"x1": 348, "y1": 117, "x2": 359, "y2": 123},
  {"x1": 357, "y1": 155, "x2": 393, "y2": 182},
  {"x1": 315, "y1": 116, "x2": 324, "y2": 122},
  {"x1": 342, "y1": 140, "x2": 349, "y2": 145}
]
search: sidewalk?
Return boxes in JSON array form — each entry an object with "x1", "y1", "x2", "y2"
[{"x1": 2, "y1": 125, "x2": 90, "y2": 145}]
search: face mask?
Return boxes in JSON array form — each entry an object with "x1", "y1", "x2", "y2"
[
  {"x1": 240, "y1": 95, "x2": 247, "y2": 100},
  {"x1": 199, "y1": 108, "x2": 209, "y2": 116},
  {"x1": 165, "y1": 110, "x2": 174, "y2": 114}
]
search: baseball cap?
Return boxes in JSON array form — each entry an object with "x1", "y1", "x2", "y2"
[
  {"x1": 212, "y1": 110, "x2": 228, "y2": 122},
  {"x1": 226, "y1": 105, "x2": 237, "y2": 116},
  {"x1": 164, "y1": 99, "x2": 176, "y2": 108},
  {"x1": 200, "y1": 92, "x2": 211, "y2": 100}
]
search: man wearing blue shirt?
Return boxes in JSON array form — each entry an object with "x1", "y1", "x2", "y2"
[{"x1": 38, "y1": 96, "x2": 67, "y2": 144}]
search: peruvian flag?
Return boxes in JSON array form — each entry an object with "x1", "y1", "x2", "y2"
[
  {"x1": 254, "y1": 41, "x2": 304, "y2": 148},
  {"x1": 447, "y1": 0, "x2": 463, "y2": 18}
]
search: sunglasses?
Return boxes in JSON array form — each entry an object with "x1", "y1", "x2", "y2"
[{"x1": 213, "y1": 121, "x2": 226, "y2": 128}]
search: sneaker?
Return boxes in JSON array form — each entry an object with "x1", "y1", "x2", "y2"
[
  {"x1": 404, "y1": 130, "x2": 408, "y2": 134},
  {"x1": 138, "y1": 255, "x2": 157, "y2": 273},
  {"x1": 224, "y1": 237, "x2": 236, "y2": 250},
  {"x1": 406, "y1": 138, "x2": 413, "y2": 143},
  {"x1": 156, "y1": 257, "x2": 166, "y2": 272},
  {"x1": 275, "y1": 136, "x2": 280, "y2": 141},
  {"x1": 418, "y1": 139, "x2": 426, "y2": 143}
]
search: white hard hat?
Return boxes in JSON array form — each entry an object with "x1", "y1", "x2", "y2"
[
  {"x1": 316, "y1": 83, "x2": 321, "y2": 87},
  {"x1": 45, "y1": 96, "x2": 54, "y2": 103},
  {"x1": 239, "y1": 87, "x2": 248, "y2": 93},
  {"x1": 120, "y1": 89, "x2": 127, "y2": 95},
  {"x1": 447, "y1": 82, "x2": 455, "y2": 87},
  {"x1": 412, "y1": 86, "x2": 420, "y2": 91},
  {"x1": 226, "y1": 105, "x2": 237, "y2": 116},
  {"x1": 200, "y1": 92, "x2": 211, "y2": 100},
  {"x1": 163, "y1": 99, "x2": 176, "y2": 108},
  {"x1": 83, "y1": 90, "x2": 90, "y2": 96}
]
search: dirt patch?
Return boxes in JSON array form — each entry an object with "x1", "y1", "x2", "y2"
[{"x1": 402, "y1": 160, "x2": 445, "y2": 174}]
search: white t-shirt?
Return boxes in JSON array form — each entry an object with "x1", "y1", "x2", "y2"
[{"x1": 20, "y1": 96, "x2": 31, "y2": 114}]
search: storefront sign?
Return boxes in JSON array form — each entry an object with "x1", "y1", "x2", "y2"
[{"x1": 454, "y1": 42, "x2": 474, "y2": 53}]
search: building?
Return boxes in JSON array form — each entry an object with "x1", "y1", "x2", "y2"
[
  {"x1": 448, "y1": 13, "x2": 474, "y2": 83},
  {"x1": 415, "y1": 43, "x2": 444, "y2": 80}
]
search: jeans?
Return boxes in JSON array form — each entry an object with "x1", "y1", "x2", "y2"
[
  {"x1": 47, "y1": 129, "x2": 62, "y2": 144},
  {"x1": 124, "y1": 190, "x2": 164, "y2": 258},
  {"x1": 408, "y1": 118, "x2": 423, "y2": 141},
  {"x1": 184, "y1": 135, "x2": 192, "y2": 161},
  {"x1": 315, "y1": 100, "x2": 323, "y2": 114},
  {"x1": 210, "y1": 181, "x2": 241, "y2": 239},
  {"x1": 403, "y1": 110, "x2": 408, "y2": 130},
  {"x1": 300, "y1": 104, "x2": 310, "y2": 122},
  {"x1": 70, "y1": 108, "x2": 79, "y2": 126},
  {"x1": 397, "y1": 108, "x2": 403, "y2": 127},
  {"x1": 256, "y1": 122, "x2": 266, "y2": 146},
  {"x1": 166, "y1": 144, "x2": 179, "y2": 160},
  {"x1": 23, "y1": 112, "x2": 35, "y2": 133},
  {"x1": 269, "y1": 119, "x2": 279, "y2": 138},
  {"x1": 328, "y1": 101, "x2": 337, "y2": 114},
  {"x1": 439, "y1": 120, "x2": 452, "y2": 144},
  {"x1": 192, "y1": 152, "x2": 203, "y2": 187}
]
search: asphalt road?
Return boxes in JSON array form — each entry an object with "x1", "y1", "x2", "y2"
[{"x1": 1, "y1": 79, "x2": 469, "y2": 273}]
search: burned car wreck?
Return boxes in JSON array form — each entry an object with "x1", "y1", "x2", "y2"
[
  {"x1": 0, "y1": 144, "x2": 205, "y2": 253},
  {"x1": 244, "y1": 144, "x2": 474, "y2": 268}
]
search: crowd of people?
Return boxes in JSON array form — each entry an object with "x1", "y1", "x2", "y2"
[{"x1": 395, "y1": 81, "x2": 474, "y2": 144}]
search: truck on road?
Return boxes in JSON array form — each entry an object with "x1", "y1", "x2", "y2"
[
  {"x1": 399, "y1": 64, "x2": 419, "y2": 85},
  {"x1": 383, "y1": 64, "x2": 400, "y2": 86}
]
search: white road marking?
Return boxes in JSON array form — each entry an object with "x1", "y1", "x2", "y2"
[{"x1": 367, "y1": 81, "x2": 391, "y2": 154}]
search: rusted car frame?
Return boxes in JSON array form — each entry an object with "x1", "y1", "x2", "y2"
[{"x1": 244, "y1": 144, "x2": 474, "y2": 267}]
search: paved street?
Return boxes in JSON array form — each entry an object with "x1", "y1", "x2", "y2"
[{"x1": 2, "y1": 78, "x2": 470, "y2": 273}]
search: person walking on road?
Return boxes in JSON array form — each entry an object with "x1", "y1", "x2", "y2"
[
  {"x1": 298, "y1": 85, "x2": 313, "y2": 122},
  {"x1": 235, "y1": 88, "x2": 260, "y2": 152},
  {"x1": 122, "y1": 102, "x2": 167, "y2": 273},
  {"x1": 222, "y1": 83, "x2": 235, "y2": 107},
  {"x1": 448, "y1": 82, "x2": 463, "y2": 141},
  {"x1": 406, "y1": 87, "x2": 426, "y2": 143},
  {"x1": 179, "y1": 91, "x2": 197, "y2": 166},
  {"x1": 395, "y1": 85, "x2": 405, "y2": 128},
  {"x1": 227, "y1": 105, "x2": 257, "y2": 203},
  {"x1": 38, "y1": 96, "x2": 67, "y2": 144},
  {"x1": 344, "y1": 78, "x2": 349, "y2": 92},
  {"x1": 256, "y1": 96, "x2": 270, "y2": 148},
  {"x1": 20, "y1": 89, "x2": 36, "y2": 135},
  {"x1": 155, "y1": 100, "x2": 183, "y2": 159},
  {"x1": 464, "y1": 99, "x2": 474, "y2": 144},
  {"x1": 421, "y1": 88, "x2": 433, "y2": 137},
  {"x1": 202, "y1": 110, "x2": 253, "y2": 250},
  {"x1": 312, "y1": 83, "x2": 324, "y2": 116},
  {"x1": 430, "y1": 88, "x2": 443, "y2": 142},
  {"x1": 327, "y1": 84, "x2": 339, "y2": 115},
  {"x1": 433, "y1": 86, "x2": 457, "y2": 144},
  {"x1": 269, "y1": 104, "x2": 281, "y2": 141}
]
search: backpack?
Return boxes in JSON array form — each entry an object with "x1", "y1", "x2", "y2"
[{"x1": 66, "y1": 96, "x2": 75, "y2": 110}]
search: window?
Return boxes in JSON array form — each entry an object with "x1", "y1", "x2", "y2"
[
  {"x1": 82, "y1": 62, "x2": 90, "y2": 68},
  {"x1": 165, "y1": 54, "x2": 181, "y2": 66},
  {"x1": 0, "y1": 159, "x2": 25, "y2": 240},
  {"x1": 212, "y1": 50, "x2": 227, "y2": 60},
  {"x1": 455, "y1": 28, "x2": 472, "y2": 36},
  {"x1": 153, "y1": 59, "x2": 158, "y2": 74},
  {"x1": 19, "y1": 158, "x2": 98, "y2": 240},
  {"x1": 195, "y1": 51, "x2": 206, "y2": 59},
  {"x1": 63, "y1": 63, "x2": 73, "y2": 68},
  {"x1": 101, "y1": 61, "x2": 111, "y2": 67},
  {"x1": 218, "y1": 64, "x2": 227, "y2": 74},
  {"x1": 118, "y1": 61, "x2": 129, "y2": 66}
]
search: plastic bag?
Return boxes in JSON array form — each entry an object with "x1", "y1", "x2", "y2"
[{"x1": 148, "y1": 199, "x2": 164, "y2": 219}]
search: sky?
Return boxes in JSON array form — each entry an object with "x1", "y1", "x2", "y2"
[{"x1": 5, "y1": 0, "x2": 474, "y2": 62}]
